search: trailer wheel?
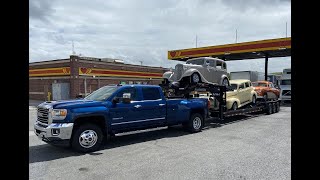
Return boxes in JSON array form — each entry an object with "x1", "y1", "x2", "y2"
[
  {"x1": 272, "y1": 103, "x2": 276, "y2": 114},
  {"x1": 277, "y1": 102, "x2": 281, "y2": 111},
  {"x1": 71, "y1": 123, "x2": 104, "y2": 153},
  {"x1": 266, "y1": 103, "x2": 272, "y2": 115},
  {"x1": 184, "y1": 113, "x2": 203, "y2": 133}
]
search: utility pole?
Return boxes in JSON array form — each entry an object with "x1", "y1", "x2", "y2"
[
  {"x1": 235, "y1": 29, "x2": 238, "y2": 43},
  {"x1": 196, "y1": 35, "x2": 198, "y2": 48},
  {"x1": 72, "y1": 40, "x2": 75, "y2": 55},
  {"x1": 285, "y1": 22, "x2": 287, "y2": 38}
]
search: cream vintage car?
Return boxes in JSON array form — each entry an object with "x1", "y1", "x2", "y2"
[
  {"x1": 163, "y1": 57, "x2": 230, "y2": 87},
  {"x1": 226, "y1": 79, "x2": 257, "y2": 110}
]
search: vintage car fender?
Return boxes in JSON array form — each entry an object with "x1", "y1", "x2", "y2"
[
  {"x1": 219, "y1": 75, "x2": 229, "y2": 85},
  {"x1": 226, "y1": 97, "x2": 241, "y2": 110},
  {"x1": 163, "y1": 71, "x2": 173, "y2": 80},
  {"x1": 180, "y1": 69, "x2": 210, "y2": 83},
  {"x1": 251, "y1": 90, "x2": 258, "y2": 101}
]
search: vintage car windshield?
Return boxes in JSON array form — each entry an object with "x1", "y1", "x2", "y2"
[
  {"x1": 186, "y1": 59, "x2": 204, "y2": 65},
  {"x1": 252, "y1": 83, "x2": 267, "y2": 87},
  {"x1": 84, "y1": 86, "x2": 119, "y2": 101},
  {"x1": 230, "y1": 84, "x2": 238, "y2": 90}
]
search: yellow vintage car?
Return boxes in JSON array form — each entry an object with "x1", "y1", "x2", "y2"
[{"x1": 226, "y1": 79, "x2": 257, "y2": 110}]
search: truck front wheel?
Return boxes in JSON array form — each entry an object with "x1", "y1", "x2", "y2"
[
  {"x1": 71, "y1": 123, "x2": 104, "y2": 153},
  {"x1": 184, "y1": 113, "x2": 204, "y2": 133}
]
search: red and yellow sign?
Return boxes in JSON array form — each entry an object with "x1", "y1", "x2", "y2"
[
  {"x1": 29, "y1": 67, "x2": 71, "y2": 77},
  {"x1": 79, "y1": 67, "x2": 163, "y2": 79},
  {"x1": 168, "y1": 37, "x2": 291, "y2": 59}
]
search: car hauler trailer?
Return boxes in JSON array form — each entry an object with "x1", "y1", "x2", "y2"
[{"x1": 160, "y1": 82, "x2": 280, "y2": 121}]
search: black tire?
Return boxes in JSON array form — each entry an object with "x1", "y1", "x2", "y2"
[
  {"x1": 272, "y1": 103, "x2": 276, "y2": 114},
  {"x1": 184, "y1": 113, "x2": 204, "y2": 133},
  {"x1": 71, "y1": 123, "x2": 104, "y2": 153},
  {"x1": 221, "y1": 77, "x2": 230, "y2": 86},
  {"x1": 278, "y1": 102, "x2": 281, "y2": 111},
  {"x1": 231, "y1": 102, "x2": 237, "y2": 111},
  {"x1": 191, "y1": 73, "x2": 201, "y2": 84},
  {"x1": 266, "y1": 103, "x2": 272, "y2": 115}
]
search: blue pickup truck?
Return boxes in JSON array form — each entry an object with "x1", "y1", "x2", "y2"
[{"x1": 34, "y1": 85, "x2": 209, "y2": 152}]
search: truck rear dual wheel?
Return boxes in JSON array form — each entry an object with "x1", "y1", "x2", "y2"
[
  {"x1": 183, "y1": 113, "x2": 204, "y2": 133},
  {"x1": 266, "y1": 103, "x2": 272, "y2": 115},
  {"x1": 71, "y1": 123, "x2": 104, "y2": 153}
]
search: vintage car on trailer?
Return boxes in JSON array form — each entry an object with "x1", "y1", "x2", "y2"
[
  {"x1": 226, "y1": 79, "x2": 257, "y2": 110},
  {"x1": 252, "y1": 81, "x2": 280, "y2": 100},
  {"x1": 162, "y1": 57, "x2": 230, "y2": 88}
]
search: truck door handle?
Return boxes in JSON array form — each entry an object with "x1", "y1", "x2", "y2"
[
  {"x1": 134, "y1": 105, "x2": 142, "y2": 108},
  {"x1": 159, "y1": 104, "x2": 165, "y2": 106}
]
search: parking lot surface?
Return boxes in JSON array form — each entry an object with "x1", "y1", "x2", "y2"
[{"x1": 29, "y1": 106, "x2": 291, "y2": 180}]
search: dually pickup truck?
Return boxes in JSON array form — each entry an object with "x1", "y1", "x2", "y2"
[{"x1": 34, "y1": 85, "x2": 209, "y2": 152}]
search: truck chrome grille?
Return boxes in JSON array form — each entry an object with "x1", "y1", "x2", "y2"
[{"x1": 37, "y1": 107, "x2": 49, "y2": 124}]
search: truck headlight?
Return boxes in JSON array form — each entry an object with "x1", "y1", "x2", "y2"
[{"x1": 52, "y1": 109, "x2": 67, "y2": 120}]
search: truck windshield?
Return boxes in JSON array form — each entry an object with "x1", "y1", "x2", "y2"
[
  {"x1": 186, "y1": 59, "x2": 204, "y2": 65},
  {"x1": 281, "y1": 79, "x2": 291, "y2": 85},
  {"x1": 84, "y1": 86, "x2": 119, "y2": 101},
  {"x1": 252, "y1": 83, "x2": 267, "y2": 87}
]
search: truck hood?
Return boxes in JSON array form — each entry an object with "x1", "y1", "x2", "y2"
[{"x1": 38, "y1": 99, "x2": 110, "y2": 109}]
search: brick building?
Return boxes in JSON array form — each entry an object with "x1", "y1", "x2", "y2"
[{"x1": 29, "y1": 55, "x2": 168, "y2": 101}]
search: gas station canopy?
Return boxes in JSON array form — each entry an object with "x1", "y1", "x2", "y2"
[{"x1": 168, "y1": 37, "x2": 291, "y2": 61}]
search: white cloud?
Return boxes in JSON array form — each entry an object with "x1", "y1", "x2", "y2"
[{"x1": 29, "y1": 0, "x2": 291, "y2": 72}]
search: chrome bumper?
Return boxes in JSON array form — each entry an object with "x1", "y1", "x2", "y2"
[{"x1": 34, "y1": 122, "x2": 74, "y2": 140}]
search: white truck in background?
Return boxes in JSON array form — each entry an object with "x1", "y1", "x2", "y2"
[
  {"x1": 230, "y1": 71, "x2": 265, "y2": 82},
  {"x1": 280, "y1": 68, "x2": 291, "y2": 102}
]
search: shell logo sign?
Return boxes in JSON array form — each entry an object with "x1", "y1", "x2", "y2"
[
  {"x1": 29, "y1": 67, "x2": 71, "y2": 77},
  {"x1": 78, "y1": 67, "x2": 163, "y2": 79}
]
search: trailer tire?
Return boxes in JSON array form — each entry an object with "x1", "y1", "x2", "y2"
[
  {"x1": 71, "y1": 123, "x2": 104, "y2": 153},
  {"x1": 277, "y1": 102, "x2": 281, "y2": 111},
  {"x1": 184, "y1": 113, "x2": 203, "y2": 133},
  {"x1": 272, "y1": 103, "x2": 276, "y2": 114},
  {"x1": 266, "y1": 103, "x2": 272, "y2": 115}
]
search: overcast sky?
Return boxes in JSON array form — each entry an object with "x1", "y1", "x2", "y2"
[{"x1": 29, "y1": 0, "x2": 291, "y2": 73}]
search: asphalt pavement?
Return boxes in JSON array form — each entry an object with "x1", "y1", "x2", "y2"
[{"x1": 29, "y1": 106, "x2": 291, "y2": 180}]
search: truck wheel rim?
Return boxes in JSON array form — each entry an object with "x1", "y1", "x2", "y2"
[
  {"x1": 192, "y1": 73, "x2": 200, "y2": 83},
  {"x1": 79, "y1": 130, "x2": 98, "y2": 148},
  {"x1": 193, "y1": 117, "x2": 201, "y2": 129}
]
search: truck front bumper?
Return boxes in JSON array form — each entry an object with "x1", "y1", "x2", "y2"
[{"x1": 34, "y1": 122, "x2": 74, "y2": 145}]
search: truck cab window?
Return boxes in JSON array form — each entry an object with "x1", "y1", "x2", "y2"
[
  {"x1": 115, "y1": 87, "x2": 138, "y2": 101},
  {"x1": 142, "y1": 87, "x2": 161, "y2": 100},
  {"x1": 245, "y1": 82, "x2": 250, "y2": 88}
]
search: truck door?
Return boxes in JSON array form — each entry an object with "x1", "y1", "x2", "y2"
[
  {"x1": 109, "y1": 87, "x2": 145, "y2": 130},
  {"x1": 139, "y1": 87, "x2": 166, "y2": 126}
]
